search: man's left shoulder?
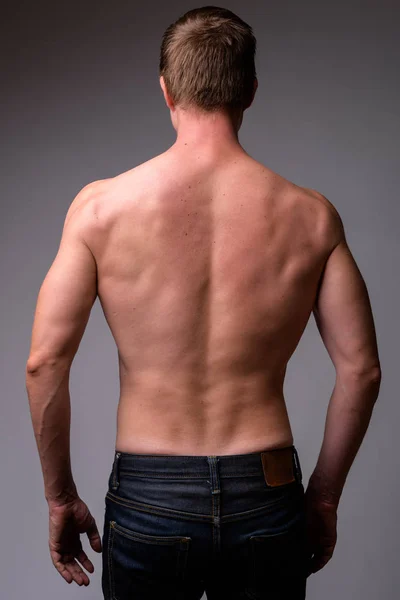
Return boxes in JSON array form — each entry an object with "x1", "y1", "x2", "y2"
[
  {"x1": 68, "y1": 178, "x2": 111, "y2": 214},
  {"x1": 63, "y1": 178, "x2": 114, "y2": 245}
]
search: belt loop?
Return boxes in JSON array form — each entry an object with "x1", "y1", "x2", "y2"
[
  {"x1": 111, "y1": 451, "x2": 121, "y2": 491},
  {"x1": 292, "y1": 446, "x2": 302, "y2": 483}
]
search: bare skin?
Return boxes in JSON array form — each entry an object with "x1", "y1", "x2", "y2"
[
  {"x1": 86, "y1": 153, "x2": 337, "y2": 456},
  {"x1": 26, "y1": 80, "x2": 381, "y2": 585}
]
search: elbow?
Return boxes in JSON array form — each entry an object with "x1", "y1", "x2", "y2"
[
  {"x1": 360, "y1": 363, "x2": 382, "y2": 386},
  {"x1": 369, "y1": 365, "x2": 382, "y2": 384},
  {"x1": 366, "y1": 366, "x2": 382, "y2": 400},
  {"x1": 336, "y1": 363, "x2": 382, "y2": 387},
  {"x1": 26, "y1": 355, "x2": 54, "y2": 375},
  {"x1": 26, "y1": 354, "x2": 71, "y2": 377},
  {"x1": 26, "y1": 358, "x2": 43, "y2": 376}
]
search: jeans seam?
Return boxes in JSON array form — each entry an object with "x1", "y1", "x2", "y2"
[
  {"x1": 105, "y1": 489, "x2": 294, "y2": 523},
  {"x1": 292, "y1": 446, "x2": 303, "y2": 483},
  {"x1": 108, "y1": 522, "x2": 116, "y2": 600},
  {"x1": 111, "y1": 453, "x2": 120, "y2": 491},
  {"x1": 112, "y1": 519, "x2": 191, "y2": 545},
  {"x1": 118, "y1": 470, "x2": 262, "y2": 479}
]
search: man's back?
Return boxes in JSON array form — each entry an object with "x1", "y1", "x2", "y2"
[
  {"x1": 84, "y1": 147, "x2": 339, "y2": 455},
  {"x1": 25, "y1": 8, "x2": 382, "y2": 591}
]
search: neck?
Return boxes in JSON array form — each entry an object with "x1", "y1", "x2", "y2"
[{"x1": 171, "y1": 107, "x2": 244, "y2": 155}]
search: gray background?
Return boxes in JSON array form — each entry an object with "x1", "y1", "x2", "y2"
[{"x1": 1, "y1": 0, "x2": 399, "y2": 598}]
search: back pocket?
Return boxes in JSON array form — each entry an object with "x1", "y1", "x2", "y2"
[
  {"x1": 246, "y1": 519, "x2": 309, "y2": 600},
  {"x1": 107, "y1": 519, "x2": 191, "y2": 600}
]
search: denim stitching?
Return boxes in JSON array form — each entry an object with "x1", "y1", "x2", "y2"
[
  {"x1": 108, "y1": 521, "x2": 116, "y2": 600},
  {"x1": 118, "y1": 470, "x2": 263, "y2": 479},
  {"x1": 178, "y1": 540, "x2": 190, "y2": 584},
  {"x1": 293, "y1": 446, "x2": 303, "y2": 483},
  {"x1": 106, "y1": 492, "x2": 211, "y2": 521},
  {"x1": 112, "y1": 519, "x2": 190, "y2": 545},
  {"x1": 111, "y1": 453, "x2": 120, "y2": 491},
  {"x1": 108, "y1": 518, "x2": 190, "y2": 599},
  {"x1": 106, "y1": 488, "x2": 293, "y2": 523}
]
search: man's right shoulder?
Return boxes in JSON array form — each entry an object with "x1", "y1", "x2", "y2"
[{"x1": 300, "y1": 186, "x2": 346, "y2": 251}]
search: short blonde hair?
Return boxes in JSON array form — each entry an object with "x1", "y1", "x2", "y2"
[{"x1": 159, "y1": 6, "x2": 257, "y2": 112}]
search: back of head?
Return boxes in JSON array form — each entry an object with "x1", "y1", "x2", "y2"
[{"x1": 159, "y1": 6, "x2": 257, "y2": 113}]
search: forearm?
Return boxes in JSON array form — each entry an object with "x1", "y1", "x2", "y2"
[
  {"x1": 25, "y1": 359, "x2": 78, "y2": 506},
  {"x1": 308, "y1": 369, "x2": 381, "y2": 506}
]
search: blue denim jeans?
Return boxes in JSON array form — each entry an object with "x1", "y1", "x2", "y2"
[{"x1": 101, "y1": 445, "x2": 310, "y2": 599}]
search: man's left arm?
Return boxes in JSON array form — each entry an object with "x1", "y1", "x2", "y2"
[{"x1": 26, "y1": 181, "x2": 102, "y2": 586}]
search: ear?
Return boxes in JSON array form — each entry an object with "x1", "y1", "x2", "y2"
[
  {"x1": 159, "y1": 75, "x2": 166, "y2": 95},
  {"x1": 159, "y1": 76, "x2": 174, "y2": 110},
  {"x1": 244, "y1": 77, "x2": 258, "y2": 110},
  {"x1": 249, "y1": 77, "x2": 258, "y2": 107},
  {"x1": 253, "y1": 77, "x2": 258, "y2": 98}
]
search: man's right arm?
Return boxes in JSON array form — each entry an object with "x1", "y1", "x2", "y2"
[{"x1": 309, "y1": 198, "x2": 382, "y2": 507}]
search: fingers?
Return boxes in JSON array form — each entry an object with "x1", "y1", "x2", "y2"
[
  {"x1": 64, "y1": 557, "x2": 90, "y2": 586},
  {"x1": 51, "y1": 546, "x2": 94, "y2": 586},
  {"x1": 308, "y1": 547, "x2": 334, "y2": 575},
  {"x1": 76, "y1": 549, "x2": 95, "y2": 573},
  {"x1": 48, "y1": 499, "x2": 101, "y2": 586},
  {"x1": 52, "y1": 553, "x2": 90, "y2": 586},
  {"x1": 86, "y1": 515, "x2": 103, "y2": 553},
  {"x1": 54, "y1": 560, "x2": 73, "y2": 584}
]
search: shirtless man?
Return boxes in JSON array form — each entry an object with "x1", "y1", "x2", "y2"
[{"x1": 26, "y1": 6, "x2": 381, "y2": 598}]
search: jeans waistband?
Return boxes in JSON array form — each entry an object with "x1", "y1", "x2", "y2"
[{"x1": 110, "y1": 444, "x2": 302, "y2": 490}]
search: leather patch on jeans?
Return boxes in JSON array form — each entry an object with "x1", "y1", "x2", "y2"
[{"x1": 260, "y1": 447, "x2": 296, "y2": 487}]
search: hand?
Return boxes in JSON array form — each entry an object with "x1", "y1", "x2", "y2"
[
  {"x1": 304, "y1": 485, "x2": 338, "y2": 576},
  {"x1": 48, "y1": 496, "x2": 102, "y2": 586}
]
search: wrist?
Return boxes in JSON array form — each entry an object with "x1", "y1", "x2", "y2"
[
  {"x1": 306, "y1": 473, "x2": 341, "y2": 508},
  {"x1": 46, "y1": 487, "x2": 78, "y2": 509}
]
